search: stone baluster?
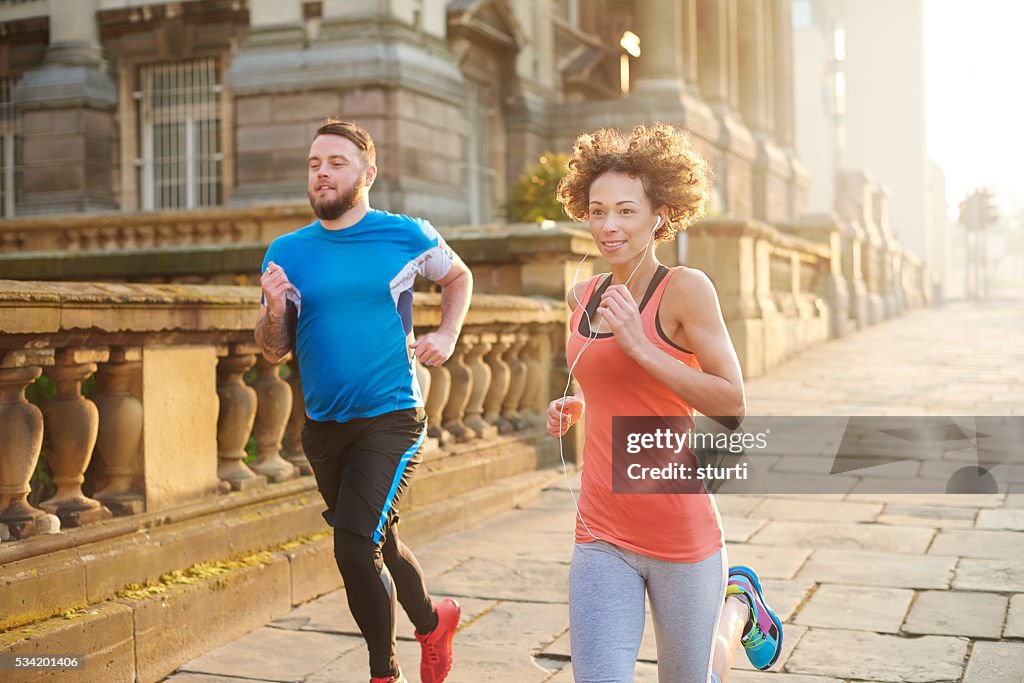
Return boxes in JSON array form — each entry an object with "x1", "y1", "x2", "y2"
[
  {"x1": 281, "y1": 356, "x2": 312, "y2": 475},
  {"x1": 0, "y1": 365, "x2": 54, "y2": 540},
  {"x1": 501, "y1": 332, "x2": 531, "y2": 430},
  {"x1": 93, "y1": 348, "x2": 146, "y2": 515},
  {"x1": 414, "y1": 361, "x2": 441, "y2": 456},
  {"x1": 442, "y1": 333, "x2": 477, "y2": 442},
  {"x1": 39, "y1": 349, "x2": 113, "y2": 528},
  {"x1": 216, "y1": 344, "x2": 266, "y2": 491},
  {"x1": 425, "y1": 364, "x2": 453, "y2": 447},
  {"x1": 483, "y1": 331, "x2": 515, "y2": 433},
  {"x1": 463, "y1": 332, "x2": 497, "y2": 440},
  {"x1": 250, "y1": 356, "x2": 298, "y2": 482},
  {"x1": 521, "y1": 327, "x2": 550, "y2": 427}
]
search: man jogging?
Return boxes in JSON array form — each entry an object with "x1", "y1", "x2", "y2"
[{"x1": 255, "y1": 118, "x2": 471, "y2": 683}]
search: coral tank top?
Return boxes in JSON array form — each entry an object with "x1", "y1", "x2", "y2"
[{"x1": 566, "y1": 266, "x2": 724, "y2": 562}]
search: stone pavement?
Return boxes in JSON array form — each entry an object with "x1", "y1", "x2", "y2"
[{"x1": 163, "y1": 300, "x2": 1024, "y2": 683}]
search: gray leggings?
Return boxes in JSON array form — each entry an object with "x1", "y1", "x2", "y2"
[{"x1": 569, "y1": 541, "x2": 727, "y2": 683}]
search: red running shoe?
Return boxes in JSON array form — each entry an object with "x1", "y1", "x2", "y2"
[
  {"x1": 415, "y1": 598, "x2": 461, "y2": 683},
  {"x1": 370, "y1": 671, "x2": 403, "y2": 683}
]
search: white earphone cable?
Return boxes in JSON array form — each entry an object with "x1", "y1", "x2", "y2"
[{"x1": 556, "y1": 216, "x2": 663, "y2": 541}]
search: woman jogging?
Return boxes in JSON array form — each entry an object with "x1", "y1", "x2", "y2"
[{"x1": 547, "y1": 123, "x2": 783, "y2": 682}]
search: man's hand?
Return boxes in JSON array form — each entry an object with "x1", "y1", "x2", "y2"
[
  {"x1": 255, "y1": 261, "x2": 295, "y2": 364},
  {"x1": 261, "y1": 261, "x2": 292, "y2": 317},
  {"x1": 410, "y1": 329, "x2": 457, "y2": 367}
]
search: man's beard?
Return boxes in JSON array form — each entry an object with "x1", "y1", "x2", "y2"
[{"x1": 309, "y1": 174, "x2": 365, "y2": 221}]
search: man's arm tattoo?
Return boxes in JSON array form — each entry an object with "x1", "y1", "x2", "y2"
[{"x1": 255, "y1": 304, "x2": 294, "y2": 363}]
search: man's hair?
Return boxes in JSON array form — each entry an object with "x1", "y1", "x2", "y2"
[{"x1": 314, "y1": 118, "x2": 376, "y2": 167}]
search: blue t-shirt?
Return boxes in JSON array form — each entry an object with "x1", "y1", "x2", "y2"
[{"x1": 261, "y1": 209, "x2": 453, "y2": 422}]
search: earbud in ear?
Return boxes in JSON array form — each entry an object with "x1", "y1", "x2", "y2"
[{"x1": 653, "y1": 216, "x2": 662, "y2": 231}]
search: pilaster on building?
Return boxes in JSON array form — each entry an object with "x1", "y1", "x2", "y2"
[{"x1": 0, "y1": 0, "x2": 806, "y2": 228}]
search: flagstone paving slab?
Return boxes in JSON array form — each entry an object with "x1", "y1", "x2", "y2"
[
  {"x1": 876, "y1": 503, "x2": 978, "y2": 529},
  {"x1": 749, "y1": 498, "x2": 883, "y2": 523},
  {"x1": 902, "y1": 590, "x2": 1007, "y2": 638},
  {"x1": 748, "y1": 520, "x2": 936, "y2": 554},
  {"x1": 758, "y1": 578, "x2": 815, "y2": 623},
  {"x1": 784, "y1": 628, "x2": 968, "y2": 682},
  {"x1": 793, "y1": 584, "x2": 914, "y2": 633},
  {"x1": 722, "y1": 515, "x2": 769, "y2": 542},
  {"x1": 962, "y1": 641, "x2": 1024, "y2": 682},
  {"x1": 176, "y1": 627, "x2": 358, "y2": 682},
  {"x1": 453, "y1": 600, "x2": 568, "y2": 651},
  {"x1": 928, "y1": 528, "x2": 1024, "y2": 560},
  {"x1": 953, "y1": 558, "x2": 1024, "y2": 592},
  {"x1": 429, "y1": 557, "x2": 570, "y2": 603},
  {"x1": 796, "y1": 549, "x2": 955, "y2": 589},
  {"x1": 724, "y1": 543, "x2": 812, "y2": 580},
  {"x1": 975, "y1": 507, "x2": 1024, "y2": 530},
  {"x1": 1005, "y1": 593, "x2": 1024, "y2": 639}
]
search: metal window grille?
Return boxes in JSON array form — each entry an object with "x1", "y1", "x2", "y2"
[
  {"x1": 464, "y1": 79, "x2": 495, "y2": 225},
  {"x1": 0, "y1": 77, "x2": 21, "y2": 218},
  {"x1": 135, "y1": 58, "x2": 222, "y2": 210},
  {"x1": 553, "y1": 0, "x2": 578, "y2": 25}
]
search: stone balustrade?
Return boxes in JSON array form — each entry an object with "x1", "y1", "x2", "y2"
[
  {"x1": 686, "y1": 217, "x2": 833, "y2": 378},
  {"x1": 0, "y1": 204, "x2": 315, "y2": 254},
  {"x1": 0, "y1": 280, "x2": 563, "y2": 545}
]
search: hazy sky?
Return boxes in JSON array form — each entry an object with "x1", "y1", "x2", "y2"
[{"x1": 924, "y1": 0, "x2": 1023, "y2": 212}]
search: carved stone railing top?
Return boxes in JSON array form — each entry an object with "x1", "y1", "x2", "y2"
[
  {"x1": 0, "y1": 204, "x2": 316, "y2": 254},
  {"x1": 0, "y1": 278, "x2": 563, "y2": 361},
  {"x1": 0, "y1": 280, "x2": 259, "y2": 359}
]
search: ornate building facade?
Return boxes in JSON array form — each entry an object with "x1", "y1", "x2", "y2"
[{"x1": 0, "y1": 0, "x2": 807, "y2": 227}]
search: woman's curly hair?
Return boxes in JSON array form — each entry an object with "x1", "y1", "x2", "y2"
[{"x1": 555, "y1": 123, "x2": 713, "y2": 241}]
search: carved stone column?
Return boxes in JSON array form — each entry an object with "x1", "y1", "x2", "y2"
[
  {"x1": 93, "y1": 348, "x2": 145, "y2": 515},
  {"x1": 13, "y1": 0, "x2": 118, "y2": 215},
  {"x1": 281, "y1": 356, "x2": 312, "y2": 475},
  {"x1": 251, "y1": 357, "x2": 298, "y2": 482},
  {"x1": 425, "y1": 364, "x2": 453, "y2": 447},
  {"x1": 737, "y1": 0, "x2": 773, "y2": 132},
  {"x1": 463, "y1": 332, "x2": 497, "y2": 439},
  {"x1": 696, "y1": 0, "x2": 757, "y2": 219},
  {"x1": 442, "y1": 333, "x2": 477, "y2": 442},
  {"x1": 697, "y1": 0, "x2": 739, "y2": 109},
  {"x1": 40, "y1": 349, "x2": 113, "y2": 527},
  {"x1": 632, "y1": 0, "x2": 683, "y2": 91},
  {"x1": 216, "y1": 345, "x2": 266, "y2": 491},
  {"x1": 0, "y1": 366, "x2": 50, "y2": 539},
  {"x1": 502, "y1": 332, "x2": 530, "y2": 430},
  {"x1": 483, "y1": 331, "x2": 515, "y2": 433}
]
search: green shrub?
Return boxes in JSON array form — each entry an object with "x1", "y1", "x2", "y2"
[{"x1": 506, "y1": 152, "x2": 570, "y2": 223}]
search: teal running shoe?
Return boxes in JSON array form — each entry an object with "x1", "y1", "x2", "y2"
[{"x1": 727, "y1": 565, "x2": 783, "y2": 670}]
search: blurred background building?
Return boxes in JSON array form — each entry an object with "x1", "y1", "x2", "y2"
[
  {"x1": 0, "y1": 0, "x2": 811, "y2": 227},
  {"x1": 792, "y1": 0, "x2": 952, "y2": 298}
]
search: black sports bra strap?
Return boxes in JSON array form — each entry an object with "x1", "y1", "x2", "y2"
[{"x1": 579, "y1": 265, "x2": 669, "y2": 338}]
